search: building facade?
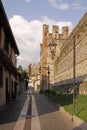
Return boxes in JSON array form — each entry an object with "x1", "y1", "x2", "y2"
[
  {"x1": 28, "y1": 63, "x2": 40, "y2": 90},
  {"x1": 0, "y1": 1, "x2": 19, "y2": 106}
]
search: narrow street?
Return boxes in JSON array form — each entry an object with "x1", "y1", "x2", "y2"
[
  {"x1": 0, "y1": 87, "x2": 82, "y2": 130},
  {"x1": 0, "y1": 1, "x2": 87, "y2": 129}
]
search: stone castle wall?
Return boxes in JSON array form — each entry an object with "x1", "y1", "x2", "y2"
[
  {"x1": 54, "y1": 12, "x2": 87, "y2": 95},
  {"x1": 40, "y1": 24, "x2": 69, "y2": 90}
]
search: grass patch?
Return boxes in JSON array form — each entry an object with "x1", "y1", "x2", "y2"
[
  {"x1": 47, "y1": 91, "x2": 87, "y2": 122},
  {"x1": 75, "y1": 95, "x2": 87, "y2": 122}
]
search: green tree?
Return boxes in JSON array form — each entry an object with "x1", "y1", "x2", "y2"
[
  {"x1": 17, "y1": 65, "x2": 29, "y2": 89},
  {"x1": 17, "y1": 65, "x2": 23, "y2": 73}
]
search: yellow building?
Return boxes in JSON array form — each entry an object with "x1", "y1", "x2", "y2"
[{"x1": 0, "y1": 1, "x2": 19, "y2": 107}]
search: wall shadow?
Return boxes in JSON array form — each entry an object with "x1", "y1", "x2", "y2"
[
  {"x1": 40, "y1": 75, "x2": 48, "y2": 91},
  {"x1": 54, "y1": 74, "x2": 87, "y2": 94},
  {"x1": 72, "y1": 122, "x2": 87, "y2": 130},
  {"x1": 34, "y1": 91, "x2": 60, "y2": 116},
  {"x1": 0, "y1": 91, "x2": 27, "y2": 125}
]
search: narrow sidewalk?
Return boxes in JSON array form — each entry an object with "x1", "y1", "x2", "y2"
[{"x1": 0, "y1": 90, "x2": 30, "y2": 130}]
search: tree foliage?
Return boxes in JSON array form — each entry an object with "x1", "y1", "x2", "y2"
[{"x1": 17, "y1": 65, "x2": 29, "y2": 84}]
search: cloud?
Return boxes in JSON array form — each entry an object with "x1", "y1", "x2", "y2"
[
  {"x1": 73, "y1": 3, "x2": 83, "y2": 10},
  {"x1": 25, "y1": 0, "x2": 32, "y2": 2},
  {"x1": 9, "y1": 15, "x2": 73, "y2": 69},
  {"x1": 48, "y1": 0, "x2": 70, "y2": 10}
]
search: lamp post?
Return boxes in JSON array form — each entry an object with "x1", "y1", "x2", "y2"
[
  {"x1": 72, "y1": 36, "x2": 76, "y2": 121},
  {"x1": 47, "y1": 66, "x2": 50, "y2": 91},
  {"x1": 49, "y1": 39, "x2": 57, "y2": 60},
  {"x1": 49, "y1": 36, "x2": 76, "y2": 121}
]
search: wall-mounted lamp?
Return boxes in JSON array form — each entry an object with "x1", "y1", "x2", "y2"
[{"x1": 49, "y1": 39, "x2": 57, "y2": 60}]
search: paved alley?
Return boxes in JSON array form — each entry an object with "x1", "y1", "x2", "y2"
[
  {"x1": 32, "y1": 91, "x2": 82, "y2": 130},
  {"x1": 0, "y1": 88, "x2": 83, "y2": 130}
]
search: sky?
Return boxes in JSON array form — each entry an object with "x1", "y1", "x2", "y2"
[{"x1": 2, "y1": 0, "x2": 87, "y2": 69}]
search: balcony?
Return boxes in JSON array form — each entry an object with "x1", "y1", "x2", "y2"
[{"x1": 0, "y1": 47, "x2": 18, "y2": 78}]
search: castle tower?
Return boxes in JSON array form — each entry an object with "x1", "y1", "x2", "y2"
[
  {"x1": 40, "y1": 24, "x2": 49, "y2": 90},
  {"x1": 40, "y1": 24, "x2": 69, "y2": 91}
]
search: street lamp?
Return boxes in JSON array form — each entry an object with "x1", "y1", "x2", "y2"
[
  {"x1": 47, "y1": 66, "x2": 50, "y2": 91},
  {"x1": 72, "y1": 36, "x2": 76, "y2": 121},
  {"x1": 49, "y1": 39, "x2": 57, "y2": 60},
  {"x1": 49, "y1": 36, "x2": 76, "y2": 121}
]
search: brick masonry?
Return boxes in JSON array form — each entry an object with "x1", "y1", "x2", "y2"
[{"x1": 40, "y1": 24, "x2": 69, "y2": 90}]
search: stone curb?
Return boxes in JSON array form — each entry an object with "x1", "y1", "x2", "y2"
[
  {"x1": 57, "y1": 104, "x2": 87, "y2": 130},
  {"x1": 41, "y1": 94, "x2": 87, "y2": 130}
]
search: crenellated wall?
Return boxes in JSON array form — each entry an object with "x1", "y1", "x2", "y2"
[
  {"x1": 40, "y1": 24, "x2": 69, "y2": 90},
  {"x1": 54, "y1": 12, "x2": 87, "y2": 95}
]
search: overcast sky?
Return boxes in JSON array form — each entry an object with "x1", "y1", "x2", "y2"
[{"x1": 2, "y1": 0, "x2": 87, "y2": 69}]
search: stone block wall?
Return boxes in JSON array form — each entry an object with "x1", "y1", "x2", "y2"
[{"x1": 54, "y1": 12, "x2": 87, "y2": 95}]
